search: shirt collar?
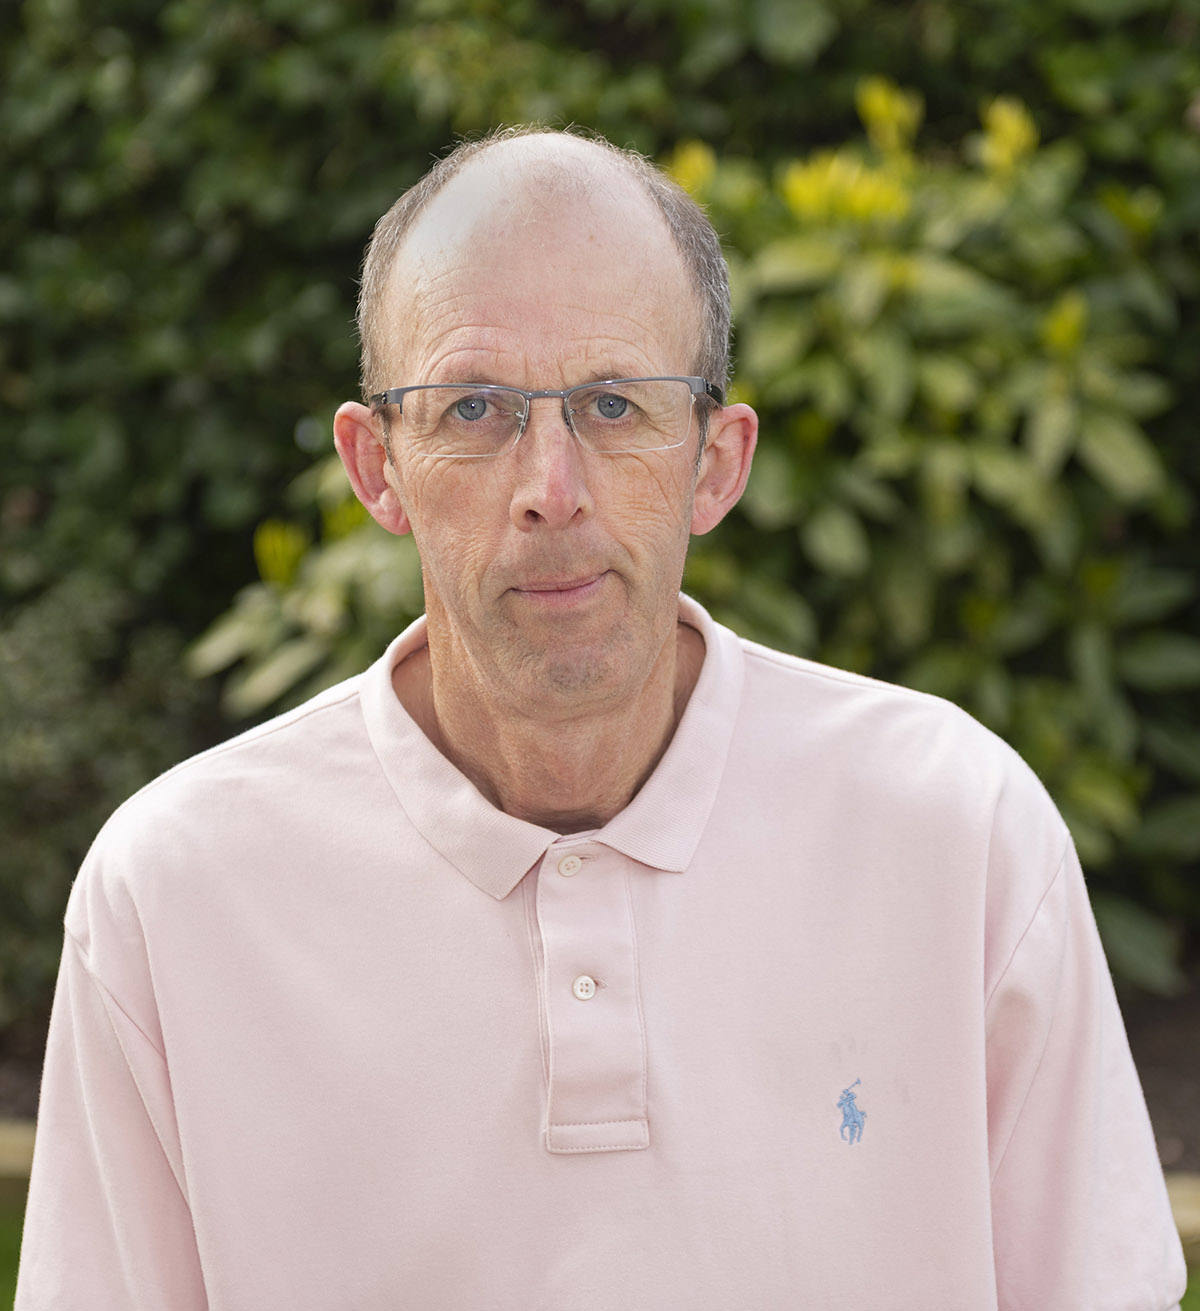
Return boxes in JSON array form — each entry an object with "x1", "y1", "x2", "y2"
[{"x1": 358, "y1": 595, "x2": 745, "y2": 898}]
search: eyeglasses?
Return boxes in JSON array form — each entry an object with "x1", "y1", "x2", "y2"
[{"x1": 367, "y1": 376, "x2": 725, "y2": 460}]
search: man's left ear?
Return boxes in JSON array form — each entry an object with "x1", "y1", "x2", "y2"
[{"x1": 691, "y1": 402, "x2": 758, "y2": 536}]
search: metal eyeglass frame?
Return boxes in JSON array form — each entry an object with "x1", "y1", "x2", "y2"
[{"x1": 367, "y1": 376, "x2": 726, "y2": 458}]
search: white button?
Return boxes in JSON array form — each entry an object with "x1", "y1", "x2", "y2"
[
  {"x1": 572, "y1": 975, "x2": 597, "y2": 1000},
  {"x1": 558, "y1": 854, "x2": 583, "y2": 877}
]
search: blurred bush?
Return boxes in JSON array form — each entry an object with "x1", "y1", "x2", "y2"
[
  {"x1": 0, "y1": 576, "x2": 202, "y2": 1030},
  {"x1": 2, "y1": 0, "x2": 1198, "y2": 1029}
]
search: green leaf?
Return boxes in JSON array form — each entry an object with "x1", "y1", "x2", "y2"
[
  {"x1": 876, "y1": 547, "x2": 934, "y2": 649},
  {"x1": 1077, "y1": 410, "x2": 1164, "y2": 502},
  {"x1": 850, "y1": 328, "x2": 914, "y2": 418},
  {"x1": 751, "y1": 0, "x2": 837, "y2": 65},
  {"x1": 835, "y1": 467, "x2": 903, "y2": 521},
  {"x1": 970, "y1": 446, "x2": 1031, "y2": 504},
  {"x1": 1117, "y1": 633, "x2": 1200, "y2": 691},
  {"x1": 753, "y1": 237, "x2": 843, "y2": 292},
  {"x1": 919, "y1": 441, "x2": 970, "y2": 523},
  {"x1": 834, "y1": 258, "x2": 889, "y2": 326},
  {"x1": 903, "y1": 254, "x2": 1016, "y2": 332},
  {"x1": 1110, "y1": 568, "x2": 1195, "y2": 626},
  {"x1": 1062, "y1": 809, "x2": 1115, "y2": 868},
  {"x1": 1063, "y1": 757, "x2": 1139, "y2": 835},
  {"x1": 739, "y1": 305, "x2": 815, "y2": 387},
  {"x1": 798, "y1": 353, "x2": 855, "y2": 420},
  {"x1": 1142, "y1": 721, "x2": 1200, "y2": 786},
  {"x1": 917, "y1": 353, "x2": 979, "y2": 414},
  {"x1": 727, "y1": 571, "x2": 817, "y2": 653},
  {"x1": 802, "y1": 503, "x2": 871, "y2": 577},
  {"x1": 970, "y1": 447, "x2": 1056, "y2": 529},
  {"x1": 1025, "y1": 393, "x2": 1077, "y2": 476},
  {"x1": 1090, "y1": 894, "x2": 1186, "y2": 998},
  {"x1": 1065, "y1": 0, "x2": 1168, "y2": 22},
  {"x1": 902, "y1": 643, "x2": 980, "y2": 700},
  {"x1": 1133, "y1": 794, "x2": 1200, "y2": 862},
  {"x1": 678, "y1": 25, "x2": 746, "y2": 81},
  {"x1": 741, "y1": 444, "x2": 799, "y2": 530},
  {"x1": 1068, "y1": 622, "x2": 1115, "y2": 707},
  {"x1": 990, "y1": 590, "x2": 1055, "y2": 656},
  {"x1": 185, "y1": 588, "x2": 283, "y2": 677},
  {"x1": 222, "y1": 636, "x2": 330, "y2": 718},
  {"x1": 973, "y1": 661, "x2": 1014, "y2": 730},
  {"x1": 1110, "y1": 369, "x2": 1172, "y2": 420}
]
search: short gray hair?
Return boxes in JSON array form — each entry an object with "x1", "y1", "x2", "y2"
[{"x1": 355, "y1": 126, "x2": 731, "y2": 404}]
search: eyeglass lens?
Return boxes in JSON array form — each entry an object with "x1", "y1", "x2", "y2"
[{"x1": 396, "y1": 380, "x2": 695, "y2": 458}]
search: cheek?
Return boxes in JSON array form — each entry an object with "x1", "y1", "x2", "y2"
[
  {"x1": 398, "y1": 460, "x2": 496, "y2": 538},
  {"x1": 607, "y1": 458, "x2": 696, "y2": 547},
  {"x1": 413, "y1": 515, "x2": 492, "y2": 582},
  {"x1": 396, "y1": 464, "x2": 498, "y2": 591}
]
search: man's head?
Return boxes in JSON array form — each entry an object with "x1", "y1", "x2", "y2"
[
  {"x1": 355, "y1": 126, "x2": 732, "y2": 407},
  {"x1": 334, "y1": 127, "x2": 756, "y2": 725}
]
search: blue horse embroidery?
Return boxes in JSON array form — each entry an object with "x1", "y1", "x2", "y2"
[{"x1": 838, "y1": 1079, "x2": 866, "y2": 1145}]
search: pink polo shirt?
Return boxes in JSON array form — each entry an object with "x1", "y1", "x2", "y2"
[{"x1": 18, "y1": 598, "x2": 1186, "y2": 1309}]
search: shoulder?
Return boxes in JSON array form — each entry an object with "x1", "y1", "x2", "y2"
[
  {"x1": 733, "y1": 634, "x2": 1070, "y2": 871},
  {"x1": 65, "y1": 673, "x2": 372, "y2": 945},
  {"x1": 114, "y1": 671, "x2": 366, "y2": 827},
  {"x1": 738, "y1": 638, "x2": 1019, "y2": 783},
  {"x1": 730, "y1": 635, "x2": 1077, "y2": 979}
]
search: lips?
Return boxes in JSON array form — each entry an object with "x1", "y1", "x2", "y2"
[
  {"x1": 517, "y1": 574, "x2": 604, "y2": 593},
  {"x1": 509, "y1": 571, "x2": 610, "y2": 603}
]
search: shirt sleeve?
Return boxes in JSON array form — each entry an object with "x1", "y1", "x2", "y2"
[
  {"x1": 16, "y1": 930, "x2": 208, "y2": 1311},
  {"x1": 985, "y1": 840, "x2": 1186, "y2": 1311}
]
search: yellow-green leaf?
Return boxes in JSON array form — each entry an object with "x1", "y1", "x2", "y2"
[
  {"x1": 1077, "y1": 410, "x2": 1164, "y2": 502},
  {"x1": 802, "y1": 503, "x2": 871, "y2": 577},
  {"x1": 1026, "y1": 393, "x2": 1078, "y2": 476}
]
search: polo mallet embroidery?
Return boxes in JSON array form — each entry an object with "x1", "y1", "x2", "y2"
[{"x1": 838, "y1": 1079, "x2": 866, "y2": 1145}]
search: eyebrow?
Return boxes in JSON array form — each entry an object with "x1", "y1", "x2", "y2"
[{"x1": 425, "y1": 371, "x2": 664, "y2": 388}]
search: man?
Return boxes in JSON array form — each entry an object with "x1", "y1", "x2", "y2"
[{"x1": 18, "y1": 127, "x2": 1186, "y2": 1309}]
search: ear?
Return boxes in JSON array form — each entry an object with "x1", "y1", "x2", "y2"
[
  {"x1": 690, "y1": 402, "x2": 758, "y2": 536},
  {"x1": 333, "y1": 402, "x2": 413, "y2": 537}
]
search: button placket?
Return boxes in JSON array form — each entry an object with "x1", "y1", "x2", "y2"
[{"x1": 536, "y1": 845, "x2": 649, "y2": 1154}]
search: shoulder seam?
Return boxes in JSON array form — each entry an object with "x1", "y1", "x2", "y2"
[
  {"x1": 983, "y1": 834, "x2": 1072, "y2": 1015},
  {"x1": 740, "y1": 640, "x2": 980, "y2": 718},
  {"x1": 115, "y1": 678, "x2": 363, "y2": 810},
  {"x1": 984, "y1": 838, "x2": 1072, "y2": 1185},
  {"x1": 64, "y1": 926, "x2": 168, "y2": 1062}
]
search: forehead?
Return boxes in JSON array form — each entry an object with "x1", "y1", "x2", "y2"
[{"x1": 381, "y1": 142, "x2": 697, "y2": 382}]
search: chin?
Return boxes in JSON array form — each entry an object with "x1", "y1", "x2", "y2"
[{"x1": 517, "y1": 647, "x2": 639, "y2": 712}]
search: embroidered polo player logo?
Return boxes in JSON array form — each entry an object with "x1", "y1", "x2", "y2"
[{"x1": 838, "y1": 1079, "x2": 866, "y2": 1145}]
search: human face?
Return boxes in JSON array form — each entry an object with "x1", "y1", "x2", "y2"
[{"x1": 378, "y1": 172, "x2": 706, "y2": 721}]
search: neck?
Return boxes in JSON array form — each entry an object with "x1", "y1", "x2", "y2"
[{"x1": 393, "y1": 621, "x2": 704, "y2": 832}]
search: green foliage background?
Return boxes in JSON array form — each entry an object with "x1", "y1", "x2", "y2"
[{"x1": 2, "y1": 0, "x2": 1198, "y2": 1034}]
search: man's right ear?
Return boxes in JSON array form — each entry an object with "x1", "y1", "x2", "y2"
[{"x1": 333, "y1": 402, "x2": 413, "y2": 537}]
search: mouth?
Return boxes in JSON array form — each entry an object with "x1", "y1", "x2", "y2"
[{"x1": 510, "y1": 572, "x2": 609, "y2": 605}]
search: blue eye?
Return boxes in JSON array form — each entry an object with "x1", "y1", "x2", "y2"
[
  {"x1": 454, "y1": 396, "x2": 490, "y2": 421},
  {"x1": 593, "y1": 393, "x2": 629, "y2": 419}
]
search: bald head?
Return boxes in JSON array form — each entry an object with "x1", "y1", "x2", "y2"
[{"x1": 355, "y1": 127, "x2": 731, "y2": 402}]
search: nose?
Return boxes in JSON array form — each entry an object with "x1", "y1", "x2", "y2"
[{"x1": 508, "y1": 398, "x2": 594, "y2": 531}]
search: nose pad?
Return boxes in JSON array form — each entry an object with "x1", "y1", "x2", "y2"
[
  {"x1": 519, "y1": 399, "x2": 536, "y2": 441},
  {"x1": 509, "y1": 399, "x2": 593, "y2": 529},
  {"x1": 559, "y1": 396, "x2": 580, "y2": 447},
  {"x1": 514, "y1": 395, "x2": 577, "y2": 450}
]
